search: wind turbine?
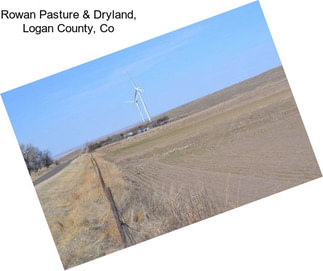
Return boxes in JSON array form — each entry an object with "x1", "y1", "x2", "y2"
[{"x1": 130, "y1": 79, "x2": 152, "y2": 123}]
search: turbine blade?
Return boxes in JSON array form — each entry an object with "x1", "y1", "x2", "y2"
[
  {"x1": 131, "y1": 80, "x2": 137, "y2": 88},
  {"x1": 126, "y1": 71, "x2": 137, "y2": 88}
]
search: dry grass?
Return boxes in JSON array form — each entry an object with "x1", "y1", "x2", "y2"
[
  {"x1": 31, "y1": 149, "x2": 82, "y2": 181},
  {"x1": 36, "y1": 155, "x2": 124, "y2": 269},
  {"x1": 31, "y1": 164, "x2": 56, "y2": 181}
]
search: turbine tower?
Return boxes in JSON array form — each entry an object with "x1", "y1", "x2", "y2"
[
  {"x1": 126, "y1": 99, "x2": 145, "y2": 122},
  {"x1": 130, "y1": 79, "x2": 152, "y2": 123}
]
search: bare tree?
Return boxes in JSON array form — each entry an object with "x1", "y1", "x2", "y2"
[
  {"x1": 41, "y1": 150, "x2": 53, "y2": 168},
  {"x1": 20, "y1": 144, "x2": 54, "y2": 173}
]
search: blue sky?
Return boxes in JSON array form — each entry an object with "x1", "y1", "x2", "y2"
[{"x1": 1, "y1": 1, "x2": 281, "y2": 156}]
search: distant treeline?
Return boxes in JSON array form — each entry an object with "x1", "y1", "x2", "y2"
[
  {"x1": 86, "y1": 115, "x2": 170, "y2": 152},
  {"x1": 20, "y1": 144, "x2": 54, "y2": 173}
]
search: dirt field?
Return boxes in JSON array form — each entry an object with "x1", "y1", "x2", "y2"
[
  {"x1": 35, "y1": 67, "x2": 321, "y2": 269},
  {"x1": 94, "y1": 66, "x2": 321, "y2": 241}
]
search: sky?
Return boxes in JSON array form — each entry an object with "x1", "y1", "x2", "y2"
[{"x1": 1, "y1": 1, "x2": 281, "y2": 156}]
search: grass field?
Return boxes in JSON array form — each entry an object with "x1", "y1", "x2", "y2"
[{"x1": 35, "y1": 67, "x2": 321, "y2": 269}]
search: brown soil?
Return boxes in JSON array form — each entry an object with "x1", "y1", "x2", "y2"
[
  {"x1": 35, "y1": 66, "x2": 321, "y2": 269},
  {"x1": 95, "y1": 66, "x2": 321, "y2": 242}
]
